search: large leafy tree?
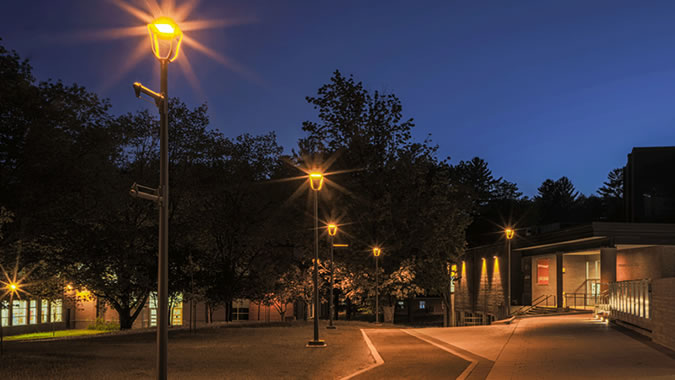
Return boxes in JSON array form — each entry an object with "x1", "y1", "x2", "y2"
[{"x1": 297, "y1": 70, "x2": 471, "y2": 324}]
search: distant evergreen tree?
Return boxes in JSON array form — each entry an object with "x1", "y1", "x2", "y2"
[{"x1": 597, "y1": 167, "x2": 624, "y2": 221}]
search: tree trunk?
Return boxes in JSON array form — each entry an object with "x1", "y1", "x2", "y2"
[{"x1": 119, "y1": 309, "x2": 134, "y2": 330}]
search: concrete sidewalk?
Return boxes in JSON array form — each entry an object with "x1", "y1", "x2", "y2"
[{"x1": 414, "y1": 314, "x2": 675, "y2": 379}]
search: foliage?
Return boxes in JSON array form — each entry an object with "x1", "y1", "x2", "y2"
[{"x1": 87, "y1": 317, "x2": 120, "y2": 331}]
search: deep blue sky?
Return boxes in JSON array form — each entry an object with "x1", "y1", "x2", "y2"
[{"x1": 2, "y1": 1, "x2": 675, "y2": 196}]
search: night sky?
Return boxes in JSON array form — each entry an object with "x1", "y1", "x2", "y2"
[{"x1": 2, "y1": 0, "x2": 675, "y2": 196}]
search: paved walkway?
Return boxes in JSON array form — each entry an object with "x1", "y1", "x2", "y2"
[
  {"x1": 350, "y1": 329, "x2": 470, "y2": 379},
  {"x1": 414, "y1": 314, "x2": 675, "y2": 380}
]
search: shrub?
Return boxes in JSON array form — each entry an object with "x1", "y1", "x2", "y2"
[{"x1": 87, "y1": 318, "x2": 120, "y2": 331}]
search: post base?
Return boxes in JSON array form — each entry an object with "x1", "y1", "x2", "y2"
[
  {"x1": 326, "y1": 325, "x2": 337, "y2": 329},
  {"x1": 306, "y1": 340, "x2": 327, "y2": 348}
]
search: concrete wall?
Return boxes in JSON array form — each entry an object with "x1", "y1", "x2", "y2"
[
  {"x1": 617, "y1": 246, "x2": 675, "y2": 281},
  {"x1": 651, "y1": 277, "x2": 675, "y2": 351},
  {"x1": 531, "y1": 254, "x2": 558, "y2": 306}
]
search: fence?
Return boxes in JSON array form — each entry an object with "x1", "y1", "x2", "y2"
[{"x1": 609, "y1": 279, "x2": 651, "y2": 331}]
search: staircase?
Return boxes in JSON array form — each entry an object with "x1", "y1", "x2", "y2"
[{"x1": 513, "y1": 295, "x2": 557, "y2": 317}]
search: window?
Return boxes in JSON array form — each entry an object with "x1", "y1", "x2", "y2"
[
  {"x1": 29, "y1": 300, "x2": 37, "y2": 324},
  {"x1": 13, "y1": 300, "x2": 27, "y2": 326},
  {"x1": 149, "y1": 293, "x2": 157, "y2": 327},
  {"x1": 41, "y1": 300, "x2": 49, "y2": 323},
  {"x1": 537, "y1": 259, "x2": 550, "y2": 285},
  {"x1": 419, "y1": 300, "x2": 426, "y2": 310},
  {"x1": 171, "y1": 298, "x2": 183, "y2": 326},
  {"x1": 51, "y1": 300, "x2": 62, "y2": 322},
  {"x1": 1, "y1": 301, "x2": 8, "y2": 327}
]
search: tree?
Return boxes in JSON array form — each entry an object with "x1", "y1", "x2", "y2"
[
  {"x1": 536, "y1": 176, "x2": 579, "y2": 224},
  {"x1": 597, "y1": 167, "x2": 624, "y2": 221},
  {"x1": 298, "y1": 71, "x2": 471, "y2": 325}
]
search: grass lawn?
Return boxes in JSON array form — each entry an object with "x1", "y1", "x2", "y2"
[
  {"x1": 4, "y1": 329, "x2": 107, "y2": 341},
  {"x1": 0, "y1": 320, "x2": 375, "y2": 379}
]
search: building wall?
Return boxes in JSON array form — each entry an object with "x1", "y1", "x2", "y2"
[
  {"x1": 562, "y1": 255, "x2": 587, "y2": 295},
  {"x1": 248, "y1": 301, "x2": 295, "y2": 322},
  {"x1": 456, "y1": 243, "x2": 509, "y2": 321},
  {"x1": 651, "y1": 277, "x2": 675, "y2": 351},
  {"x1": 531, "y1": 254, "x2": 557, "y2": 305},
  {"x1": 617, "y1": 246, "x2": 675, "y2": 281}
]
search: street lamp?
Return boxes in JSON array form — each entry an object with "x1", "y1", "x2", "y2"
[
  {"x1": 326, "y1": 223, "x2": 338, "y2": 330},
  {"x1": 131, "y1": 16, "x2": 183, "y2": 380},
  {"x1": 307, "y1": 172, "x2": 326, "y2": 347},
  {"x1": 372, "y1": 247, "x2": 381, "y2": 324},
  {"x1": 505, "y1": 228, "x2": 515, "y2": 316},
  {"x1": 1, "y1": 282, "x2": 20, "y2": 356}
]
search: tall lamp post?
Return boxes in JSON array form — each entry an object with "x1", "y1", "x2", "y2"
[
  {"x1": 1, "y1": 282, "x2": 20, "y2": 356},
  {"x1": 307, "y1": 173, "x2": 326, "y2": 347},
  {"x1": 505, "y1": 228, "x2": 515, "y2": 316},
  {"x1": 130, "y1": 16, "x2": 183, "y2": 380},
  {"x1": 372, "y1": 247, "x2": 381, "y2": 324},
  {"x1": 326, "y1": 223, "x2": 338, "y2": 329}
]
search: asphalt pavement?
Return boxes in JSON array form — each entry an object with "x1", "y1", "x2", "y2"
[{"x1": 349, "y1": 329, "x2": 471, "y2": 379}]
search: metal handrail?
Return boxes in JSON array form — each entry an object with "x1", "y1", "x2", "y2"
[{"x1": 515, "y1": 294, "x2": 556, "y2": 315}]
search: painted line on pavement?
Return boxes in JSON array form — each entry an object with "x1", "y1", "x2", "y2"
[
  {"x1": 402, "y1": 329, "x2": 478, "y2": 380},
  {"x1": 340, "y1": 329, "x2": 384, "y2": 380}
]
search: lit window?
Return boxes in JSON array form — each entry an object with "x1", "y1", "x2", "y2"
[
  {"x1": 51, "y1": 300, "x2": 62, "y2": 322},
  {"x1": 1, "y1": 301, "x2": 8, "y2": 327},
  {"x1": 41, "y1": 300, "x2": 49, "y2": 323},
  {"x1": 419, "y1": 300, "x2": 426, "y2": 310},
  {"x1": 13, "y1": 300, "x2": 27, "y2": 326},
  {"x1": 29, "y1": 300, "x2": 37, "y2": 324},
  {"x1": 171, "y1": 293, "x2": 183, "y2": 326},
  {"x1": 149, "y1": 293, "x2": 157, "y2": 327}
]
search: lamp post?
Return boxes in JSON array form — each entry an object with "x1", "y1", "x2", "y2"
[
  {"x1": 372, "y1": 247, "x2": 381, "y2": 324},
  {"x1": 505, "y1": 228, "x2": 515, "y2": 316},
  {"x1": 307, "y1": 172, "x2": 326, "y2": 347},
  {"x1": 1, "y1": 282, "x2": 20, "y2": 356},
  {"x1": 131, "y1": 16, "x2": 183, "y2": 380},
  {"x1": 326, "y1": 223, "x2": 338, "y2": 329}
]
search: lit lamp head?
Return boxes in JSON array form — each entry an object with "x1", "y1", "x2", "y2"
[
  {"x1": 327, "y1": 223, "x2": 338, "y2": 236},
  {"x1": 450, "y1": 264, "x2": 458, "y2": 277},
  {"x1": 309, "y1": 172, "x2": 324, "y2": 191},
  {"x1": 372, "y1": 247, "x2": 381, "y2": 257},
  {"x1": 148, "y1": 17, "x2": 183, "y2": 62},
  {"x1": 505, "y1": 228, "x2": 515, "y2": 240},
  {"x1": 9, "y1": 283, "x2": 17, "y2": 291}
]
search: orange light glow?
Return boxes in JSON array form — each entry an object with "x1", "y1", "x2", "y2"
[
  {"x1": 461, "y1": 261, "x2": 466, "y2": 278},
  {"x1": 148, "y1": 17, "x2": 183, "y2": 61},
  {"x1": 373, "y1": 247, "x2": 381, "y2": 257},
  {"x1": 327, "y1": 223, "x2": 338, "y2": 236},
  {"x1": 9, "y1": 283, "x2": 17, "y2": 291},
  {"x1": 450, "y1": 264, "x2": 458, "y2": 277},
  {"x1": 333, "y1": 243, "x2": 349, "y2": 248},
  {"x1": 505, "y1": 228, "x2": 515, "y2": 240},
  {"x1": 309, "y1": 172, "x2": 324, "y2": 191}
]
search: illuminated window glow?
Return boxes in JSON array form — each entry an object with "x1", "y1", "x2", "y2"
[
  {"x1": 1, "y1": 301, "x2": 8, "y2": 327},
  {"x1": 51, "y1": 300, "x2": 62, "y2": 323},
  {"x1": 41, "y1": 300, "x2": 49, "y2": 323},
  {"x1": 29, "y1": 300, "x2": 37, "y2": 324},
  {"x1": 12, "y1": 300, "x2": 27, "y2": 326}
]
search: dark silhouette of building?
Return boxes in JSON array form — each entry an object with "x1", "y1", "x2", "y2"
[{"x1": 625, "y1": 146, "x2": 675, "y2": 223}]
